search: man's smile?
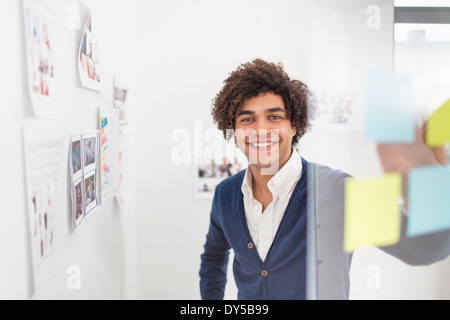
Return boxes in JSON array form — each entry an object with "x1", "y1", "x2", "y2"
[{"x1": 247, "y1": 140, "x2": 280, "y2": 151}]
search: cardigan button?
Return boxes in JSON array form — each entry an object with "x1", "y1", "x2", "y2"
[
  {"x1": 248, "y1": 243, "x2": 254, "y2": 249},
  {"x1": 261, "y1": 270, "x2": 268, "y2": 277}
]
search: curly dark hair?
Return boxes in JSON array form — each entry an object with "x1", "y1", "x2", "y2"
[{"x1": 212, "y1": 58, "x2": 315, "y2": 146}]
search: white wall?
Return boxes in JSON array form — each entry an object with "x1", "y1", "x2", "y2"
[
  {"x1": 0, "y1": 0, "x2": 137, "y2": 300},
  {"x1": 1, "y1": 0, "x2": 449, "y2": 301}
]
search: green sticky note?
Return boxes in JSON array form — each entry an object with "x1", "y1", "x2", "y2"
[
  {"x1": 426, "y1": 99, "x2": 450, "y2": 147},
  {"x1": 344, "y1": 174, "x2": 402, "y2": 253}
]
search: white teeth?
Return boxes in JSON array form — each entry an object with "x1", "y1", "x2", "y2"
[{"x1": 251, "y1": 142, "x2": 272, "y2": 148}]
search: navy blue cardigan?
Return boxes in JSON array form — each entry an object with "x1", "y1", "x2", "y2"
[
  {"x1": 199, "y1": 158, "x2": 450, "y2": 300},
  {"x1": 200, "y1": 158, "x2": 311, "y2": 300}
]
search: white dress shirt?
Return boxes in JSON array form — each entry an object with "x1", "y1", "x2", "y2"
[{"x1": 241, "y1": 149, "x2": 303, "y2": 262}]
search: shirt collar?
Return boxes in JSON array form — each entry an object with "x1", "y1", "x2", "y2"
[
  {"x1": 241, "y1": 165, "x2": 255, "y2": 203},
  {"x1": 241, "y1": 148, "x2": 303, "y2": 203},
  {"x1": 270, "y1": 148, "x2": 303, "y2": 202}
]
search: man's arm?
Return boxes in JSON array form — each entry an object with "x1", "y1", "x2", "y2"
[
  {"x1": 199, "y1": 192, "x2": 231, "y2": 300},
  {"x1": 380, "y1": 211, "x2": 450, "y2": 266},
  {"x1": 377, "y1": 127, "x2": 450, "y2": 265}
]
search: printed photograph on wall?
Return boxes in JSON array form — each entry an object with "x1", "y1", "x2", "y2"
[
  {"x1": 84, "y1": 170, "x2": 98, "y2": 214},
  {"x1": 113, "y1": 75, "x2": 130, "y2": 126},
  {"x1": 69, "y1": 132, "x2": 100, "y2": 230},
  {"x1": 71, "y1": 140, "x2": 82, "y2": 174},
  {"x1": 310, "y1": 91, "x2": 360, "y2": 132},
  {"x1": 74, "y1": 180, "x2": 84, "y2": 220},
  {"x1": 22, "y1": 0, "x2": 63, "y2": 119},
  {"x1": 84, "y1": 136, "x2": 96, "y2": 167},
  {"x1": 194, "y1": 156, "x2": 247, "y2": 200},
  {"x1": 78, "y1": 11, "x2": 103, "y2": 92}
]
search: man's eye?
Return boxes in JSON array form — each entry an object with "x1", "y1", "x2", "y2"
[
  {"x1": 269, "y1": 115, "x2": 282, "y2": 120},
  {"x1": 241, "y1": 118, "x2": 253, "y2": 122}
]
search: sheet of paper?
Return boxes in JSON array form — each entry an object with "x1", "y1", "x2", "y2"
[
  {"x1": 426, "y1": 99, "x2": 450, "y2": 147},
  {"x1": 78, "y1": 11, "x2": 103, "y2": 92},
  {"x1": 113, "y1": 75, "x2": 130, "y2": 127},
  {"x1": 193, "y1": 134, "x2": 248, "y2": 200},
  {"x1": 344, "y1": 173, "x2": 402, "y2": 253},
  {"x1": 407, "y1": 166, "x2": 450, "y2": 237},
  {"x1": 22, "y1": 119, "x2": 68, "y2": 294},
  {"x1": 69, "y1": 131, "x2": 100, "y2": 230},
  {"x1": 99, "y1": 107, "x2": 120, "y2": 201},
  {"x1": 365, "y1": 71, "x2": 415, "y2": 143},
  {"x1": 22, "y1": 0, "x2": 63, "y2": 119}
]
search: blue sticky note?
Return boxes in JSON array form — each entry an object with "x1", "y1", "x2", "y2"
[
  {"x1": 407, "y1": 166, "x2": 450, "y2": 237},
  {"x1": 365, "y1": 72, "x2": 415, "y2": 143}
]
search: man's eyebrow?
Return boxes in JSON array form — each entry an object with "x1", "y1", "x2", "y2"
[
  {"x1": 265, "y1": 107, "x2": 286, "y2": 114},
  {"x1": 236, "y1": 110, "x2": 255, "y2": 117},
  {"x1": 236, "y1": 107, "x2": 286, "y2": 117}
]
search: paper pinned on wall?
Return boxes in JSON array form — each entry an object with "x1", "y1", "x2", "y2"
[
  {"x1": 425, "y1": 99, "x2": 450, "y2": 147},
  {"x1": 193, "y1": 132, "x2": 248, "y2": 200},
  {"x1": 22, "y1": 119, "x2": 68, "y2": 294},
  {"x1": 407, "y1": 166, "x2": 450, "y2": 237},
  {"x1": 343, "y1": 173, "x2": 402, "y2": 253},
  {"x1": 365, "y1": 71, "x2": 415, "y2": 143},
  {"x1": 69, "y1": 131, "x2": 100, "y2": 230},
  {"x1": 22, "y1": 0, "x2": 63, "y2": 119},
  {"x1": 78, "y1": 10, "x2": 103, "y2": 92},
  {"x1": 99, "y1": 107, "x2": 120, "y2": 202},
  {"x1": 113, "y1": 75, "x2": 130, "y2": 127}
]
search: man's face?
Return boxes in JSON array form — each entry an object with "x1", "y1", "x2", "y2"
[{"x1": 234, "y1": 92, "x2": 296, "y2": 175}]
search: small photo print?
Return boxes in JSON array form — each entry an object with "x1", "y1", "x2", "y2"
[
  {"x1": 197, "y1": 159, "x2": 244, "y2": 179},
  {"x1": 114, "y1": 86, "x2": 128, "y2": 106},
  {"x1": 71, "y1": 140, "x2": 82, "y2": 174},
  {"x1": 84, "y1": 137, "x2": 96, "y2": 167},
  {"x1": 113, "y1": 75, "x2": 130, "y2": 126},
  {"x1": 75, "y1": 181, "x2": 84, "y2": 220},
  {"x1": 194, "y1": 158, "x2": 245, "y2": 199},
  {"x1": 84, "y1": 173, "x2": 96, "y2": 206},
  {"x1": 78, "y1": 12, "x2": 102, "y2": 92},
  {"x1": 310, "y1": 91, "x2": 359, "y2": 132}
]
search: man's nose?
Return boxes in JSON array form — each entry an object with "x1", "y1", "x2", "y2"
[{"x1": 254, "y1": 118, "x2": 271, "y2": 132}]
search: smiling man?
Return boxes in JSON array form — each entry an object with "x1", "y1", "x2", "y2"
[
  {"x1": 199, "y1": 59, "x2": 450, "y2": 300},
  {"x1": 198, "y1": 59, "x2": 329, "y2": 300},
  {"x1": 235, "y1": 93, "x2": 293, "y2": 177}
]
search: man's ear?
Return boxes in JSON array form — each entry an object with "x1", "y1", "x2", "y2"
[{"x1": 292, "y1": 126, "x2": 297, "y2": 137}]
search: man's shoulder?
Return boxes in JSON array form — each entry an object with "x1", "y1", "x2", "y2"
[
  {"x1": 306, "y1": 160, "x2": 352, "y2": 193},
  {"x1": 308, "y1": 161, "x2": 351, "y2": 180},
  {"x1": 304, "y1": 160, "x2": 352, "y2": 218}
]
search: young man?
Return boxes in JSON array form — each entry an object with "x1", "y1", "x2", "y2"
[{"x1": 199, "y1": 59, "x2": 450, "y2": 300}]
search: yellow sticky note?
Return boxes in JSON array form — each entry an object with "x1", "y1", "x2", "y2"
[
  {"x1": 426, "y1": 99, "x2": 450, "y2": 147},
  {"x1": 343, "y1": 174, "x2": 402, "y2": 253}
]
